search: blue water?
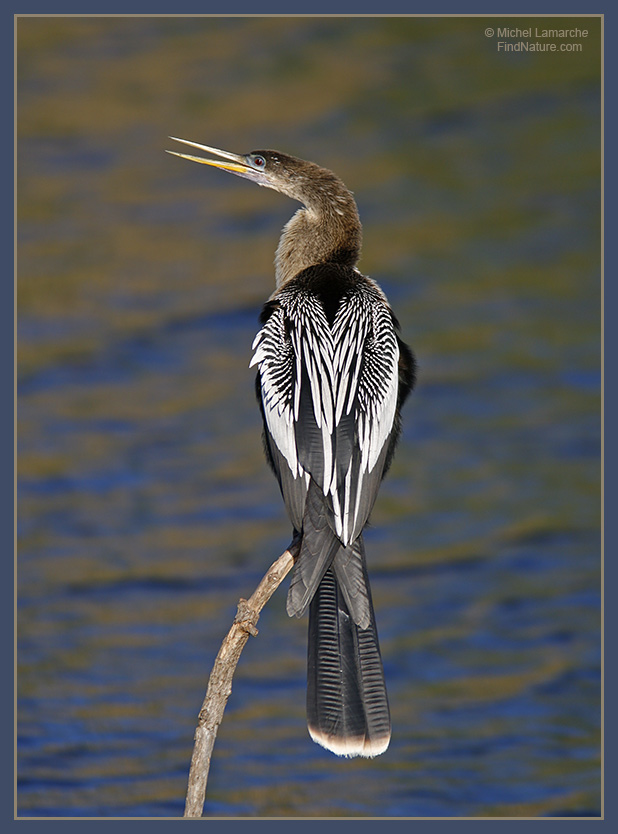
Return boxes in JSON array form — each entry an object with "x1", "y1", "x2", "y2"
[{"x1": 17, "y1": 16, "x2": 601, "y2": 817}]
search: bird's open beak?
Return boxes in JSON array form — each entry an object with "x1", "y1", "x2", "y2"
[{"x1": 166, "y1": 137, "x2": 250, "y2": 174}]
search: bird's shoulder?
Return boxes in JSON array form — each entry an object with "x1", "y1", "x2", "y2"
[{"x1": 260, "y1": 263, "x2": 387, "y2": 329}]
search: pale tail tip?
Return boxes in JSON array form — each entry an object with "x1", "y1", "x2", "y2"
[{"x1": 308, "y1": 727, "x2": 390, "y2": 758}]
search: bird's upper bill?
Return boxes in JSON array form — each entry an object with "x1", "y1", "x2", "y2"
[{"x1": 166, "y1": 137, "x2": 270, "y2": 186}]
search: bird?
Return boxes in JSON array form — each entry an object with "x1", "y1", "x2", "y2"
[{"x1": 168, "y1": 137, "x2": 415, "y2": 758}]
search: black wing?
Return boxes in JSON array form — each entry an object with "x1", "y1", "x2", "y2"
[{"x1": 250, "y1": 271, "x2": 400, "y2": 547}]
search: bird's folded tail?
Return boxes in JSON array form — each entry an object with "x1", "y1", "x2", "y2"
[{"x1": 306, "y1": 560, "x2": 391, "y2": 758}]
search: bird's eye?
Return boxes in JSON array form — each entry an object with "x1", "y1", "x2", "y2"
[{"x1": 253, "y1": 155, "x2": 266, "y2": 168}]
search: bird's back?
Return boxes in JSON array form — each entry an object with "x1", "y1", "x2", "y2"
[{"x1": 252, "y1": 263, "x2": 413, "y2": 599}]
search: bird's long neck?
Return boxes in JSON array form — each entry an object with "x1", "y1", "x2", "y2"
[{"x1": 274, "y1": 186, "x2": 362, "y2": 289}]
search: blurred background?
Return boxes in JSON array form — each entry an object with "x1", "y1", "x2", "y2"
[{"x1": 17, "y1": 16, "x2": 601, "y2": 818}]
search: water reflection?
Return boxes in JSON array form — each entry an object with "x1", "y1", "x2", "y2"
[{"x1": 17, "y1": 15, "x2": 601, "y2": 817}]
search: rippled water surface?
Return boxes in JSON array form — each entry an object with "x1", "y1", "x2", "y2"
[{"x1": 17, "y1": 16, "x2": 601, "y2": 818}]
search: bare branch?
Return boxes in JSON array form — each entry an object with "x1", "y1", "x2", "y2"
[{"x1": 183, "y1": 540, "x2": 300, "y2": 818}]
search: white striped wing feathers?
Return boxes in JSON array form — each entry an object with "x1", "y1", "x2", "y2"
[{"x1": 250, "y1": 285, "x2": 399, "y2": 546}]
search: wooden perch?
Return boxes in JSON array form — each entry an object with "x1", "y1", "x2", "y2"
[{"x1": 183, "y1": 540, "x2": 300, "y2": 818}]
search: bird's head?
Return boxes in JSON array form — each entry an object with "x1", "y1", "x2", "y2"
[{"x1": 166, "y1": 137, "x2": 352, "y2": 211}]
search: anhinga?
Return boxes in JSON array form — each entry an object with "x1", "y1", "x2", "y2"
[{"x1": 168, "y1": 138, "x2": 415, "y2": 758}]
